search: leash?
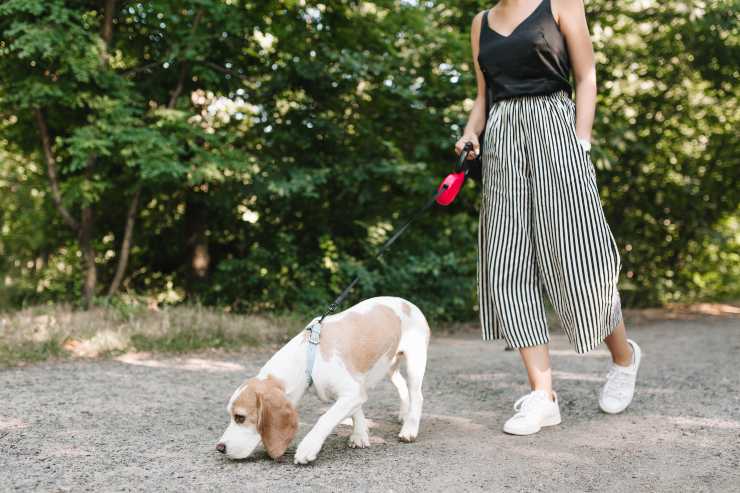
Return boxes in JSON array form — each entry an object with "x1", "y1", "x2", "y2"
[{"x1": 305, "y1": 142, "x2": 475, "y2": 385}]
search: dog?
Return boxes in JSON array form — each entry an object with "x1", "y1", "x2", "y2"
[{"x1": 216, "y1": 296, "x2": 430, "y2": 464}]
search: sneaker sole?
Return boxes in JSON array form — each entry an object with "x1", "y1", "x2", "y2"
[{"x1": 503, "y1": 414, "x2": 562, "y2": 436}]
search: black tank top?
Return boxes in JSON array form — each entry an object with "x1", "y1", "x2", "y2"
[{"x1": 478, "y1": 0, "x2": 573, "y2": 102}]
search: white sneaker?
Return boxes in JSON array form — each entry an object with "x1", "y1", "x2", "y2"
[
  {"x1": 503, "y1": 390, "x2": 561, "y2": 435},
  {"x1": 599, "y1": 339, "x2": 642, "y2": 414}
]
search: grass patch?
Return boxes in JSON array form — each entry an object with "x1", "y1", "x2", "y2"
[
  {"x1": 0, "y1": 301, "x2": 301, "y2": 367},
  {"x1": 129, "y1": 328, "x2": 260, "y2": 353},
  {"x1": 0, "y1": 338, "x2": 67, "y2": 367},
  {"x1": 2, "y1": 299, "x2": 737, "y2": 367}
]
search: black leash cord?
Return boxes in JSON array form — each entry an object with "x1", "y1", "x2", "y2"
[
  {"x1": 316, "y1": 143, "x2": 474, "y2": 323},
  {"x1": 317, "y1": 184, "x2": 447, "y2": 323}
]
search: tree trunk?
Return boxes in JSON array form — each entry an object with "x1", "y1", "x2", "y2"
[
  {"x1": 35, "y1": 109, "x2": 99, "y2": 307},
  {"x1": 79, "y1": 205, "x2": 97, "y2": 308},
  {"x1": 101, "y1": 0, "x2": 116, "y2": 46},
  {"x1": 184, "y1": 192, "x2": 210, "y2": 288},
  {"x1": 108, "y1": 187, "x2": 141, "y2": 296},
  {"x1": 34, "y1": 109, "x2": 79, "y2": 232}
]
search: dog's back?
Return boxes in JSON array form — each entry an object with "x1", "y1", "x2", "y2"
[
  {"x1": 314, "y1": 296, "x2": 429, "y2": 444},
  {"x1": 315, "y1": 296, "x2": 430, "y2": 387}
]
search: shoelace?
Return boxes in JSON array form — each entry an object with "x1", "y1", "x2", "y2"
[
  {"x1": 513, "y1": 392, "x2": 545, "y2": 414},
  {"x1": 603, "y1": 365, "x2": 634, "y2": 399}
]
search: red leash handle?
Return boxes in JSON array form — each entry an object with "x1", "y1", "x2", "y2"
[{"x1": 436, "y1": 142, "x2": 475, "y2": 206}]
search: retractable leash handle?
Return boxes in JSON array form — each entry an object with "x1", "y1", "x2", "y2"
[{"x1": 436, "y1": 141, "x2": 475, "y2": 206}]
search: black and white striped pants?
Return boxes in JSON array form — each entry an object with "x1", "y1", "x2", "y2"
[{"x1": 477, "y1": 89, "x2": 623, "y2": 354}]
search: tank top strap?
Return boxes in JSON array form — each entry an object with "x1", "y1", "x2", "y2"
[{"x1": 480, "y1": 10, "x2": 490, "y2": 40}]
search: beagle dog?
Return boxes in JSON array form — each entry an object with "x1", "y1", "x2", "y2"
[{"x1": 216, "y1": 296, "x2": 431, "y2": 464}]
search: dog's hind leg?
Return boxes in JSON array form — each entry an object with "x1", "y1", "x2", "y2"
[
  {"x1": 348, "y1": 408, "x2": 370, "y2": 449},
  {"x1": 398, "y1": 341, "x2": 427, "y2": 443},
  {"x1": 389, "y1": 358, "x2": 410, "y2": 424}
]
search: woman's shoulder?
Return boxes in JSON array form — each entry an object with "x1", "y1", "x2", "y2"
[
  {"x1": 471, "y1": 9, "x2": 488, "y2": 37},
  {"x1": 550, "y1": 0, "x2": 588, "y2": 26}
]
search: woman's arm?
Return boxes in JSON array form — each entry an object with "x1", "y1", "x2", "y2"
[
  {"x1": 455, "y1": 10, "x2": 488, "y2": 159},
  {"x1": 556, "y1": 0, "x2": 597, "y2": 144}
]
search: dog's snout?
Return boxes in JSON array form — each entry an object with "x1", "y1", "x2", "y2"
[{"x1": 216, "y1": 442, "x2": 226, "y2": 454}]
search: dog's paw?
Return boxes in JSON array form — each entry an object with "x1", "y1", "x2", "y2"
[
  {"x1": 348, "y1": 432, "x2": 370, "y2": 449},
  {"x1": 398, "y1": 422, "x2": 419, "y2": 443},
  {"x1": 294, "y1": 437, "x2": 322, "y2": 465},
  {"x1": 398, "y1": 431, "x2": 416, "y2": 443}
]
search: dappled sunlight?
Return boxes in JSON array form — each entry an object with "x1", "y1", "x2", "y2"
[
  {"x1": 334, "y1": 419, "x2": 388, "y2": 445},
  {"x1": 507, "y1": 447, "x2": 588, "y2": 465},
  {"x1": 339, "y1": 417, "x2": 381, "y2": 428},
  {"x1": 549, "y1": 349, "x2": 611, "y2": 358},
  {"x1": 552, "y1": 371, "x2": 603, "y2": 382},
  {"x1": 0, "y1": 417, "x2": 27, "y2": 431},
  {"x1": 423, "y1": 413, "x2": 487, "y2": 432},
  {"x1": 647, "y1": 415, "x2": 740, "y2": 430},
  {"x1": 567, "y1": 413, "x2": 740, "y2": 451},
  {"x1": 46, "y1": 445, "x2": 92, "y2": 458},
  {"x1": 115, "y1": 352, "x2": 245, "y2": 372},
  {"x1": 433, "y1": 338, "x2": 490, "y2": 347},
  {"x1": 624, "y1": 303, "x2": 740, "y2": 323},
  {"x1": 637, "y1": 387, "x2": 676, "y2": 395},
  {"x1": 63, "y1": 330, "x2": 130, "y2": 358},
  {"x1": 684, "y1": 303, "x2": 740, "y2": 317},
  {"x1": 332, "y1": 427, "x2": 388, "y2": 445},
  {"x1": 457, "y1": 372, "x2": 512, "y2": 381}
]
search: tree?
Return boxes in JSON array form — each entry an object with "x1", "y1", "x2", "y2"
[
  {"x1": 1, "y1": 1, "x2": 737, "y2": 318},
  {"x1": 0, "y1": 0, "x2": 253, "y2": 306}
]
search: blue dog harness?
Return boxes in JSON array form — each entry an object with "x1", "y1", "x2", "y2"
[{"x1": 304, "y1": 319, "x2": 322, "y2": 387}]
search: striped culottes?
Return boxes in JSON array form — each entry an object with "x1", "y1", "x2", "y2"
[{"x1": 477, "y1": 89, "x2": 623, "y2": 354}]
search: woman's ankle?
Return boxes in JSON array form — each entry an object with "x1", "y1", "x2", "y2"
[
  {"x1": 612, "y1": 344, "x2": 634, "y2": 367},
  {"x1": 531, "y1": 387, "x2": 555, "y2": 401}
]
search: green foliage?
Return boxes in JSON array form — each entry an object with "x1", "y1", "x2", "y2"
[{"x1": 1, "y1": 1, "x2": 738, "y2": 322}]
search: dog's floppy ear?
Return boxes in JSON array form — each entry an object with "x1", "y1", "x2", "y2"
[{"x1": 256, "y1": 377, "x2": 299, "y2": 459}]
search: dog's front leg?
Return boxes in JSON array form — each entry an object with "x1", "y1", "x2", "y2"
[
  {"x1": 348, "y1": 408, "x2": 370, "y2": 449},
  {"x1": 294, "y1": 395, "x2": 365, "y2": 464}
]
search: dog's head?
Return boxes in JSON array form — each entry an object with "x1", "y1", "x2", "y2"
[{"x1": 216, "y1": 374, "x2": 298, "y2": 460}]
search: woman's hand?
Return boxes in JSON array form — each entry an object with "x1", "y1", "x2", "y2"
[{"x1": 455, "y1": 133, "x2": 480, "y2": 160}]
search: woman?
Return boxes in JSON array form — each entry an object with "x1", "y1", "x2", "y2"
[{"x1": 455, "y1": 0, "x2": 642, "y2": 435}]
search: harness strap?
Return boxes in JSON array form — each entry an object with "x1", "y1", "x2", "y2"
[{"x1": 305, "y1": 320, "x2": 321, "y2": 386}]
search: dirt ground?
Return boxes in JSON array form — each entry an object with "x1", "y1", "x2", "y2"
[{"x1": 1, "y1": 314, "x2": 739, "y2": 492}]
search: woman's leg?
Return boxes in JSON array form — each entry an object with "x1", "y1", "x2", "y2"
[
  {"x1": 604, "y1": 318, "x2": 633, "y2": 366},
  {"x1": 519, "y1": 343, "x2": 554, "y2": 400},
  {"x1": 523, "y1": 91, "x2": 641, "y2": 414},
  {"x1": 477, "y1": 97, "x2": 560, "y2": 435},
  {"x1": 503, "y1": 342, "x2": 561, "y2": 435},
  {"x1": 527, "y1": 92, "x2": 624, "y2": 355}
]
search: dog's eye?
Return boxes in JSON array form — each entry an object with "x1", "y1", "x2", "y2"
[{"x1": 234, "y1": 414, "x2": 246, "y2": 424}]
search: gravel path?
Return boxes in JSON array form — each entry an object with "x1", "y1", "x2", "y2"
[{"x1": 2, "y1": 315, "x2": 739, "y2": 492}]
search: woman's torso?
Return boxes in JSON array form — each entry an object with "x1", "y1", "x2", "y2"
[{"x1": 478, "y1": 0, "x2": 573, "y2": 103}]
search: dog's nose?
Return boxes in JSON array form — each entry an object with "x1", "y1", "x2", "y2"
[{"x1": 216, "y1": 442, "x2": 226, "y2": 454}]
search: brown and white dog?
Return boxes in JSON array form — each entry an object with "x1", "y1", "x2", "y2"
[{"x1": 216, "y1": 296, "x2": 430, "y2": 464}]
